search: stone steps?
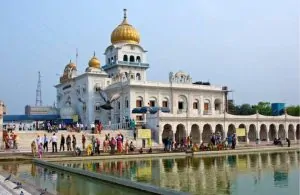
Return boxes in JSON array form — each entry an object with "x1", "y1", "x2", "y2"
[{"x1": 4, "y1": 130, "x2": 161, "y2": 151}]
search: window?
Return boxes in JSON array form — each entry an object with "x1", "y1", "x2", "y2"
[
  {"x1": 178, "y1": 102, "x2": 183, "y2": 109},
  {"x1": 136, "y1": 115, "x2": 143, "y2": 121},
  {"x1": 136, "y1": 100, "x2": 142, "y2": 107},
  {"x1": 118, "y1": 101, "x2": 120, "y2": 109},
  {"x1": 149, "y1": 100, "x2": 155, "y2": 107},
  {"x1": 95, "y1": 103, "x2": 101, "y2": 111},
  {"x1": 162, "y1": 101, "x2": 168, "y2": 108},
  {"x1": 193, "y1": 102, "x2": 198, "y2": 109},
  {"x1": 108, "y1": 58, "x2": 111, "y2": 64},
  {"x1": 95, "y1": 86, "x2": 101, "y2": 92},
  {"x1": 136, "y1": 56, "x2": 141, "y2": 62},
  {"x1": 123, "y1": 55, "x2": 128, "y2": 61},
  {"x1": 126, "y1": 100, "x2": 129, "y2": 108},
  {"x1": 129, "y1": 55, "x2": 135, "y2": 62},
  {"x1": 136, "y1": 73, "x2": 141, "y2": 80},
  {"x1": 204, "y1": 103, "x2": 209, "y2": 111},
  {"x1": 114, "y1": 55, "x2": 116, "y2": 63}
]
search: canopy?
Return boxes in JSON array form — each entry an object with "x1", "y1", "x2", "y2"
[{"x1": 3, "y1": 115, "x2": 60, "y2": 122}]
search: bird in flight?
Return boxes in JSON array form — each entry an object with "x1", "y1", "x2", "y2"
[
  {"x1": 4, "y1": 174, "x2": 11, "y2": 181},
  {"x1": 98, "y1": 89, "x2": 120, "y2": 110}
]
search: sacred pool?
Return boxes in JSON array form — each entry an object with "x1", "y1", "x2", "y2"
[{"x1": 0, "y1": 151, "x2": 299, "y2": 195}]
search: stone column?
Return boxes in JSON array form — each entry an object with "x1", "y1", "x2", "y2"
[{"x1": 266, "y1": 126, "x2": 270, "y2": 142}]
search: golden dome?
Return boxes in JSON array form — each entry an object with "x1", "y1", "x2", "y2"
[
  {"x1": 88, "y1": 52, "x2": 101, "y2": 68},
  {"x1": 111, "y1": 9, "x2": 140, "y2": 45}
]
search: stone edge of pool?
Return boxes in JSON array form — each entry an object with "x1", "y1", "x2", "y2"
[
  {"x1": 40, "y1": 145, "x2": 300, "y2": 162},
  {"x1": 33, "y1": 159, "x2": 189, "y2": 195}
]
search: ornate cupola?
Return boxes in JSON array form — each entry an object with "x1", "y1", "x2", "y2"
[{"x1": 111, "y1": 9, "x2": 140, "y2": 45}]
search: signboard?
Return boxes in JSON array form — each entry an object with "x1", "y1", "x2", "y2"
[
  {"x1": 72, "y1": 115, "x2": 78, "y2": 122},
  {"x1": 138, "y1": 129, "x2": 151, "y2": 139},
  {"x1": 236, "y1": 128, "x2": 246, "y2": 136}
]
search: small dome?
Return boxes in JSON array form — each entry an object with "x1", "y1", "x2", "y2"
[
  {"x1": 65, "y1": 60, "x2": 77, "y2": 71},
  {"x1": 88, "y1": 52, "x2": 101, "y2": 68},
  {"x1": 111, "y1": 9, "x2": 140, "y2": 45}
]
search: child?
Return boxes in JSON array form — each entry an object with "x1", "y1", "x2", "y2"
[
  {"x1": 31, "y1": 141, "x2": 37, "y2": 157},
  {"x1": 38, "y1": 142, "x2": 43, "y2": 158}
]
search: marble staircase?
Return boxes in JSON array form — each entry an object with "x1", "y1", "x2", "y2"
[{"x1": 4, "y1": 130, "x2": 162, "y2": 152}]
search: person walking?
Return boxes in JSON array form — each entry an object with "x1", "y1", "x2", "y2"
[
  {"x1": 286, "y1": 138, "x2": 291, "y2": 147},
  {"x1": 43, "y1": 134, "x2": 48, "y2": 152},
  {"x1": 72, "y1": 135, "x2": 77, "y2": 151},
  {"x1": 50, "y1": 133, "x2": 58, "y2": 153},
  {"x1": 60, "y1": 134, "x2": 65, "y2": 151},
  {"x1": 95, "y1": 138, "x2": 100, "y2": 155},
  {"x1": 82, "y1": 134, "x2": 86, "y2": 150},
  {"x1": 38, "y1": 143, "x2": 43, "y2": 158},
  {"x1": 66, "y1": 135, "x2": 71, "y2": 151}
]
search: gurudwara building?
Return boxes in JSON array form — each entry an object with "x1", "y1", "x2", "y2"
[{"x1": 55, "y1": 9, "x2": 300, "y2": 144}]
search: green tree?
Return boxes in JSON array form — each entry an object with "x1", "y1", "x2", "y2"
[
  {"x1": 227, "y1": 100, "x2": 237, "y2": 114},
  {"x1": 286, "y1": 106, "x2": 300, "y2": 116},
  {"x1": 252, "y1": 102, "x2": 272, "y2": 116},
  {"x1": 236, "y1": 104, "x2": 256, "y2": 115}
]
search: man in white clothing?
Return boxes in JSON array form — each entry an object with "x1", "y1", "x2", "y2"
[{"x1": 50, "y1": 133, "x2": 58, "y2": 152}]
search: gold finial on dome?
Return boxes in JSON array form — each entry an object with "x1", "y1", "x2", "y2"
[
  {"x1": 123, "y1": 8, "x2": 127, "y2": 19},
  {"x1": 111, "y1": 9, "x2": 140, "y2": 45},
  {"x1": 88, "y1": 51, "x2": 101, "y2": 68}
]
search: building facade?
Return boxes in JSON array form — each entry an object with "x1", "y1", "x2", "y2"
[{"x1": 55, "y1": 9, "x2": 300, "y2": 144}]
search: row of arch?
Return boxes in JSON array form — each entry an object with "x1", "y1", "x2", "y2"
[
  {"x1": 123, "y1": 55, "x2": 141, "y2": 63},
  {"x1": 135, "y1": 95, "x2": 222, "y2": 112},
  {"x1": 106, "y1": 55, "x2": 142, "y2": 64},
  {"x1": 162, "y1": 123, "x2": 300, "y2": 144}
]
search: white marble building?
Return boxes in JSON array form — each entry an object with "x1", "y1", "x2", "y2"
[{"x1": 55, "y1": 9, "x2": 300, "y2": 144}]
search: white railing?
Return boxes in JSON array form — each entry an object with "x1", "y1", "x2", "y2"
[{"x1": 103, "y1": 122, "x2": 130, "y2": 130}]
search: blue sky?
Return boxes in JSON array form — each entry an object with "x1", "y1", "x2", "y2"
[{"x1": 0, "y1": 0, "x2": 299, "y2": 114}]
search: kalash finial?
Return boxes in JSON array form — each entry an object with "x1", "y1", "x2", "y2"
[
  {"x1": 93, "y1": 51, "x2": 96, "y2": 57},
  {"x1": 123, "y1": 8, "x2": 127, "y2": 19}
]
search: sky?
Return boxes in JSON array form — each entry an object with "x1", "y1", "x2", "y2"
[{"x1": 0, "y1": 0, "x2": 299, "y2": 114}]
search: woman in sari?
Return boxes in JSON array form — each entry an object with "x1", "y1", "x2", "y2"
[{"x1": 117, "y1": 134, "x2": 123, "y2": 153}]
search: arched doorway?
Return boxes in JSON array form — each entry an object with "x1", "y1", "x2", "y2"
[
  {"x1": 162, "y1": 124, "x2": 173, "y2": 140},
  {"x1": 269, "y1": 124, "x2": 276, "y2": 141},
  {"x1": 296, "y1": 124, "x2": 300, "y2": 140},
  {"x1": 248, "y1": 124, "x2": 256, "y2": 142},
  {"x1": 215, "y1": 124, "x2": 224, "y2": 138},
  {"x1": 202, "y1": 124, "x2": 212, "y2": 143},
  {"x1": 175, "y1": 124, "x2": 186, "y2": 143},
  {"x1": 278, "y1": 124, "x2": 285, "y2": 140},
  {"x1": 227, "y1": 124, "x2": 235, "y2": 137},
  {"x1": 238, "y1": 124, "x2": 246, "y2": 142},
  {"x1": 190, "y1": 124, "x2": 200, "y2": 143},
  {"x1": 260, "y1": 124, "x2": 267, "y2": 141},
  {"x1": 288, "y1": 124, "x2": 295, "y2": 140}
]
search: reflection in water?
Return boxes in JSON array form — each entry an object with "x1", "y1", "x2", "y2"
[
  {"x1": 0, "y1": 151, "x2": 299, "y2": 195},
  {"x1": 58, "y1": 151, "x2": 299, "y2": 195}
]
